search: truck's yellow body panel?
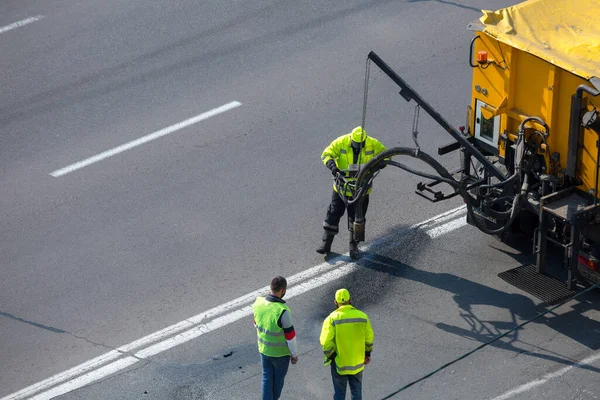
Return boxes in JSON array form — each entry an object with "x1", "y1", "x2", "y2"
[{"x1": 468, "y1": 0, "x2": 600, "y2": 194}]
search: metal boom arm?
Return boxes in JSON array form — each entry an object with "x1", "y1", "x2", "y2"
[{"x1": 367, "y1": 51, "x2": 506, "y2": 181}]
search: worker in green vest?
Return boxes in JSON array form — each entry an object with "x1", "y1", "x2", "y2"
[
  {"x1": 252, "y1": 276, "x2": 298, "y2": 400},
  {"x1": 317, "y1": 126, "x2": 387, "y2": 259},
  {"x1": 320, "y1": 288, "x2": 374, "y2": 400}
]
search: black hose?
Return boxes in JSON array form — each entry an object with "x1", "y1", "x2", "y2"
[
  {"x1": 335, "y1": 173, "x2": 376, "y2": 205},
  {"x1": 487, "y1": 195, "x2": 515, "y2": 205},
  {"x1": 386, "y1": 160, "x2": 458, "y2": 186},
  {"x1": 351, "y1": 147, "x2": 522, "y2": 236},
  {"x1": 352, "y1": 118, "x2": 545, "y2": 235},
  {"x1": 519, "y1": 116, "x2": 549, "y2": 136},
  {"x1": 530, "y1": 130, "x2": 549, "y2": 150},
  {"x1": 343, "y1": 158, "x2": 457, "y2": 206},
  {"x1": 486, "y1": 208, "x2": 513, "y2": 219},
  {"x1": 478, "y1": 170, "x2": 519, "y2": 194}
]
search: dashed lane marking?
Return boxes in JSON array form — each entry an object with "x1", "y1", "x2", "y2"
[
  {"x1": 50, "y1": 101, "x2": 242, "y2": 177},
  {"x1": 0, "y1": 16, "x2": 44, "y2": 35}
]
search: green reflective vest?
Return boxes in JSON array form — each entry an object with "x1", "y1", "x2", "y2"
[
  {"x1": 321, "y1": 134, "x2": 387, "y2": 196},
  {"x1": 320, "y1": 305, "x2": 374, "y2": 375},
  {"x1": 252, "y1": 297, "x2": 291, "y2": 357}
]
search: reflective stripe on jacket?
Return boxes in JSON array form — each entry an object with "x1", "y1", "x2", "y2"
[
  {"x1": 252, "y1": 297, "x2": 291, "y2": 357},
  {"x1": 321, "y1": 134, "x2": 386, "y2": 196},
  {"x1": 320, "y1": 305, "x2": 374, "y2": 375}
]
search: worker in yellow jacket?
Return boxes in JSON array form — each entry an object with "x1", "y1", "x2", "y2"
[
  {"x1": 317, "y1": 126, "x2": 386, "y2": 259},
  {"x1": 320, "y1": 288, "x2": 374, "y2": 400}
]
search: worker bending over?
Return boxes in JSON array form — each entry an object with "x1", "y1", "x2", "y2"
[{"x1": 317, "y1": 126, "x2": 386, "y2": 259}]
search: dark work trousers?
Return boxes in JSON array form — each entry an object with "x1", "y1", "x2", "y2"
[
  {"x1": 323, "y1": 190, "x2": 369, "y2": 237},
  {"x1": 331, "y1": 360, "x2": 363, "y2": 400}
]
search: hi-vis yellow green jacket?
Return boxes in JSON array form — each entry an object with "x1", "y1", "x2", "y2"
[
  {"x1": 253, "y1": 297, "x2": 292, "y2": 357},
  {"x1": 321, "y1": 129, "x2": 386, "y2": 196},
  {"x1": 320, "y1": 305, "x2": 374, "y2": 375}
]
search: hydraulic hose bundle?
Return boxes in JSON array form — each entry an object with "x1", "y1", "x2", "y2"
[
  {"x1": 347, "y1": 146, "x2": 513, "y2": 239},
  {"x1": 347, "y1": 51, "x2": 549, "y2": 242},
  {"x1": 345, "y1": 118, "x2": 546, "y2": 241}
]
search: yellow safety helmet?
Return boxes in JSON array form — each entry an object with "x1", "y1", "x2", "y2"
[
  {"x1": 335, "y1": 288, "x2": 351, "y2": 304},
  {"x1": 351, "y1": 126, "x2": 366, "y2": 143}
]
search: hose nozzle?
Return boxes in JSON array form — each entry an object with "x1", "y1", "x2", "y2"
[{"x1": 353, "y1": 220, "x2": 365, "y2": 242}]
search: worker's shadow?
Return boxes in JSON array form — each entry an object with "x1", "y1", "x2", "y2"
[{"x1": 355, "y1": 231, "x2": 600, "y2": 373}]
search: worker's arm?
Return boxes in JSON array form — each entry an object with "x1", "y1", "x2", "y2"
[
  {"x1": 279, "y1": 310, "x2": 298, "y2": 358},
  {"x1": 319, "y1": 316, "x2": 336, "y2": 363},
  {"x1": 365, "y1": 315, "x2": 374, "y2": 357},
  {"x1": 373, "y1": 138, "x2": 390, "y2": 168},
  {"x1": 374, "y1": 138, "x2": 387, "y2": 155},
  {"x1": 321, "y1": 136, "x2": 344, "y2": 167}
]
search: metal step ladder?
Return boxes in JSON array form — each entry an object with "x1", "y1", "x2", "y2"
[
  {"x1": 498, "y1": 264, "x2": 576, "y2": 304},
  {"x1": 499, "y1": 187, "x2": 598, "y2": 304}
]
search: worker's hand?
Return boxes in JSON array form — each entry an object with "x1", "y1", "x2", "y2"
[
  {"x1": 331, "y1": 166, "x2": 342, "y2": 177},
  {"x1": 291, "y1": 356, "x2": 298, "y2": 365},
  {"x1": 327, "y1": 160, "x2": 342, "y2": 177},
  {"x1": 364, "y1": 356, "x2": 371, "y2": 365}
]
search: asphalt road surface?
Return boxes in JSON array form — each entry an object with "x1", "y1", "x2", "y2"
[{"x1": 1, "y1": 1, "x2": 599, "y2": 399}]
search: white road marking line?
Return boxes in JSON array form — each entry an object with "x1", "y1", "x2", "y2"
[
  {"x1": 19, "y1": 265, "x2": 360, "y2": 399},
  {"x1": 425, "y1": 215, "x2": 468, "y2": 238},
  {"x1": 404, "y1": 205, "x2": 465, "y2": 231},
  {"x1": 1, "y1": 206, "x2": 465, "y2": 400},
  {"x1": 0, "y1": 351, "x2": 123, "y2": 400},
  {"x1": 413, "y1": 206, "x2": 466, "y2": 234},
  {"x1": 0, "y1": 16, "x2": 44, "y2": 35},
  {"x1": 49, "y1": 101, "x2": 242, "y2": 177},
  {"x1": 28, "y1": 358, "x2": 139, "y2": 400},
  {"x1": 119, "y1": 259, "x2": 347, "y2": 354},
  {"x1": 111, "y1": 206, "x2": 466, "y2": 357},
  {"x1": 369, "y1": 205, "x2": 466, "y2": 249},
  {"x1": 1, "y1": 260, "x2": 347, "y2": 400},
  {"x1": 135, "y1": 263, "x2": 357, "y2": 359},
  {"x1": 490, "y1": 352, "x2": 600, "y2": 400}
]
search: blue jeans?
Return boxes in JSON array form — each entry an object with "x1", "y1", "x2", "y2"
[
  {"x1": 331, "y1": 361, "x2": 363, "y2": 400},
  {"x1": 260, "y1": 353, "x2": 290, "y2": 400}
]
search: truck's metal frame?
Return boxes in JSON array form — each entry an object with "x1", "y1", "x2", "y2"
[{"x1": 364, "y1": 51, "x2": 600, "y2": 298}]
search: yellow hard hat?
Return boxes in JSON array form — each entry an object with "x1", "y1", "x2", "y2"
[
  {"x1": 351, "y1": 127, "x2": 366, "y2": 143},
  {"x1": 335, "y1": 288, "x2": 351, "y2": 304}
]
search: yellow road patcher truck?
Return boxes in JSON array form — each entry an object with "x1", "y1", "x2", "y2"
[{"x1": 346, "y1": 0, "x2": 600, "y2": 303}]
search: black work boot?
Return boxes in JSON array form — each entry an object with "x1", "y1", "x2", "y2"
[
  {"x1": 316, "y1": 233, "x2": 335, "y2": 254},
  {"x1": 349, "y1": 241, "x2": 360, "y2": 259}
]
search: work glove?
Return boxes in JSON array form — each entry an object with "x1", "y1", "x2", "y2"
[{"x1": 326, "y1": 160, "x2": 342, "y2": 177}]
